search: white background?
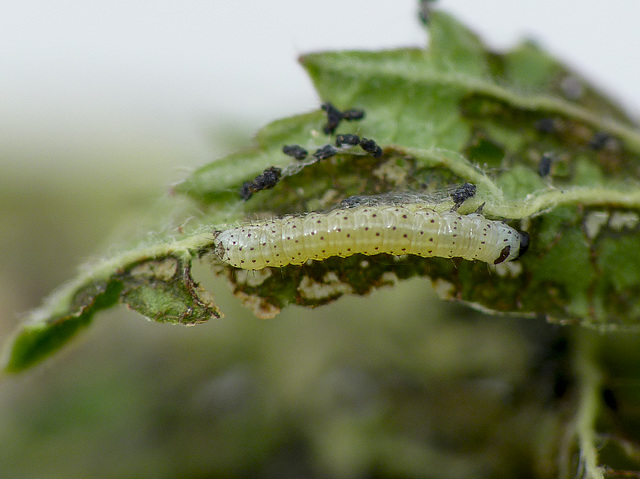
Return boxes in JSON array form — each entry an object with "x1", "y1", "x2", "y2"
[{"x1": 1, "y1": 0, "x2": 639, "y2": 182}]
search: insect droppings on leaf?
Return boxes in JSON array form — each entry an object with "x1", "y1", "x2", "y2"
[
  {"x1": 359, "y1": 138, "x2": 383, "y2": 158},
  {"x1": 240, "y1": 166, "x2": 282, "y2": 200},
  {"x1": 282, "y1": 144, "x2": 308, "y2": 160}
]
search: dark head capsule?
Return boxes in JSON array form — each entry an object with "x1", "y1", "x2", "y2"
[{"x1": 516, "y1": 231, "x2": 530, "y2": 259}]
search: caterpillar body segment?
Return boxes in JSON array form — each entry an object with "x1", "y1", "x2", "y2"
[{"x1": 213, "y1": 205, "x2": 528, "y2": 270}]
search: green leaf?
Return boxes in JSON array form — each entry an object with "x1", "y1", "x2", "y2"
[
  {"x1": 176, "y1": 11, "x2": 640, "y2": 327},
  {"x1": 5, "y1": 8, "x2": 640, "y2": 374},
  {"x1": 3, "y1": 280, "x2": 122, "y2": 373},
  {"x1": 3, "y1": 237, "x2": 221, "y2": 374}
]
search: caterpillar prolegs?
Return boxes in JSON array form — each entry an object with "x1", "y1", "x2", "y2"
[{"x1": 213, "y1": 205, "x2": 529, "y2": 270}]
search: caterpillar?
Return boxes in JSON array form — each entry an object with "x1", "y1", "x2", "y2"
[{"x1": 213, "y1": 204, "x2": 529, "y2": 270}]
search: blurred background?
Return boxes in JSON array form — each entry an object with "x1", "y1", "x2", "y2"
[{"x1": 1, "y1": 1, "x2": 640, "y2": 477}]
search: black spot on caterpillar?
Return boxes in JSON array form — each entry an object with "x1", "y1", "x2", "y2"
[
  {"x1": 282, "y1": 144, "x2": 308, "y2": 160},
  {"x1": 213, "y1": 205, "x2": 529, "y2": 270},
  {"x1": 240, "y1": 166, "x2": 282, "y2": 200},
  {"x1": 321, "y1": 102, "x2": 366, "y2": 134}
]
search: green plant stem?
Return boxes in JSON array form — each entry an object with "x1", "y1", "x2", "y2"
[{"x1": 573, "y1": 331, "x2": 605, "y2": 479}]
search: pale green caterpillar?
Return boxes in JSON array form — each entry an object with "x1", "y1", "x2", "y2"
[{"x1": 213, "y1": 204, "x2": 529, "y2": 270}]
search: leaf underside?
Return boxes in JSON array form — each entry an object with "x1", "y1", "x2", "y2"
[{"x1": 6, "y1": 10, "x2": 640, "y2": 376}]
